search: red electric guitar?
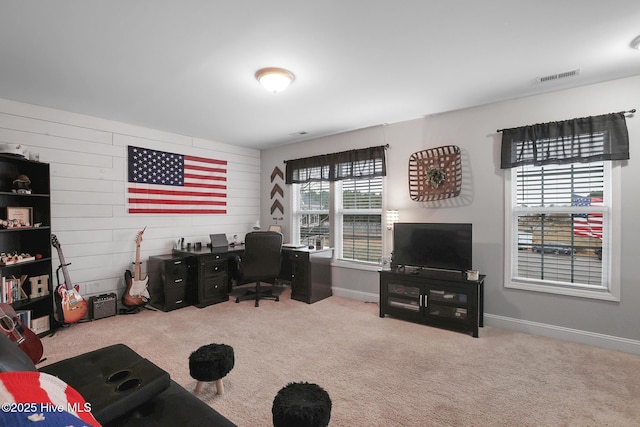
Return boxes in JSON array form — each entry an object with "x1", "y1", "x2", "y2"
[
  {"x1": 122, "y1": 227, "x2": 150, "y2": 307},
  {"x1": 0, "y1": 302, "x2": 44, "y2": 364},
  {"x1": 51, "y1": 234, "x2": 88, "y2": 324}
]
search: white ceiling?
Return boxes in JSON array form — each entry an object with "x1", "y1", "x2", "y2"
[{"x1": 1, "y1": 1, "x2": 639, "y2": 149}]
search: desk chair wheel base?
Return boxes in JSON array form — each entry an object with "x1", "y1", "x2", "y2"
[{"x1": 234, "y1": 281, "x2": 280, "y2": 307}]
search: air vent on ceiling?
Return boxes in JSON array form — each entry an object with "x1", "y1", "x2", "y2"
[{"x1": 536, "y1": 68, "x2": 581, "y2": 83}]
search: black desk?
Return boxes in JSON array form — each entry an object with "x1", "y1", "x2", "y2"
[
  {"x1": 281, "y1": 247, "x2": 333, "y2": 304},
  {"x1": 164, "y1": 245, "x2": 333, "y2": 308}
]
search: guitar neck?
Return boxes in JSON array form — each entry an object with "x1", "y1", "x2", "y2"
[
  {"x1": 134, "y1": 243, "x2": 142, "y2": 280},
  {"x1": 55, "y1": 246, "x2": 73, "y2": 289}
]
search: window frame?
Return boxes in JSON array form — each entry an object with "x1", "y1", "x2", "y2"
[
  {"x1": 292, "y1": 176, "x2": 384, "y2": 266},
  {"x1": 291, "y1": 180, "x2": 331, "y2": 248},
  {"x1": 503, "y1": 162, "x2": 621, "y2": 301},
  {"x1": 335, "y1": 176, "x2": 383, "y2": 264}
]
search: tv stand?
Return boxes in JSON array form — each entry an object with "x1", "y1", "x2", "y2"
[{"x1": 379, "y1": 269, "x2": 484, "y2": 337}]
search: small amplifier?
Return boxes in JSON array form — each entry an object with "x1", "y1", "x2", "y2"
[{"x1": 89, "y1": 293, "x2": 117, "y2": 320}]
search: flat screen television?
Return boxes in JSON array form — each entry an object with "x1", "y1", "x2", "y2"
[{"x1": 392, "y1": 222, "x2": 472, "y2": 272}]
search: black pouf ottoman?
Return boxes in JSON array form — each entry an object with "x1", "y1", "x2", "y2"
[
  {"x1": 189, "y1": 343, "x2": 234, "y2": 395},
  {"x1": 272, "y1": 382, "x2": 332, "y2": 427}
]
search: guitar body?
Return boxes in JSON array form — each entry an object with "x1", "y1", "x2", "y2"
[
  {"x1": 56, "y1": 284, "x2": 88, "y2": 324},
  {"x1": 122, "y1": 269, "x2": 149, "y2": 307},
  {"x1": 0, "y1": 302, "x2": 44, "y2": 364}
]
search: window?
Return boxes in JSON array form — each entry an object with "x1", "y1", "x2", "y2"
[
  {"x1": 501, "y1": 112, "x2": 628, "y2": 300},
  {"x1": 287, "y1": 145, "x2": 386, "y2": 265},
  {"x1": 294, "y1": 180, "x2": 330, "y2": 246},
  {"x1": 338, "y1": 177, "x2": 383, "y2": 262},
  {"x1": 292, "y1": 177, "x2": 383, "y2": 263},
  {"x1": 504, "y1": 149, "x2": 623, "y2": 300}
]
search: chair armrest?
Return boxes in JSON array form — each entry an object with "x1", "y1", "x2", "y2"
[
  {"x1": 40, "y1": 344, "x2": 170, "y2": 425},
  {"x1": 0, "y1": 335, "x2": 38, "y2": 373}
]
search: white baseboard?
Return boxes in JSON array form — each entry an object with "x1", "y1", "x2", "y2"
[
  {"x1": 332, "y1": 287, "x2": 640, "y2": 355},
  {"x1": 485, "y1": 314, "x2": 640, "y2": 356},
  {"x1": 332, "y1": 286, "x2": 379, "y2": 302}
]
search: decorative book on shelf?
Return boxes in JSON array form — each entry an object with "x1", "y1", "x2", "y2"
[
  {"x1": 1, "y1": 275, "x2": 28, "y2": 303},
  {"x1": 408, "y1": 145, "x2": 462, "y2": 201}
]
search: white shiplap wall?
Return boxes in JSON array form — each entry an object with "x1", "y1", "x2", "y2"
[{"x1": 0, "y1": 98, "x2": 260, "y2": 300}]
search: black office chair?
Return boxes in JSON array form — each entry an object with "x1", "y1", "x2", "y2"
[{"x1": 233, "y1": 231, "x2": 283, "y2": 307}]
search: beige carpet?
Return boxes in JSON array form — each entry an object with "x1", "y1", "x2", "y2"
[{"x1": 40, "y1": 289, "x2": 640, "y2": 426}]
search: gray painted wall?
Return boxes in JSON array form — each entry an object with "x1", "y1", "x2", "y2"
[{"x1": 260, "y1": 75, "x2": 640, "y2": 352}]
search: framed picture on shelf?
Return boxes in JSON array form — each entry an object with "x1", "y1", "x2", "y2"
[{"x1": 6, "y1": 207, "x2": 33, "y2": 227}]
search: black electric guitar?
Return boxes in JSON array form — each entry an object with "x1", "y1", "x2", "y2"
[
  {"x1": 51, "y1": 234, "x2": 88, "y2": 324},
  {"x1": 0, "y1": 302, "x2": 44, "y2": 364},
  {"x1": 122, "y1": 227, "x2": 149, "y2": 307}
]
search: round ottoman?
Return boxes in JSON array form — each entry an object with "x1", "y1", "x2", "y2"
[
  {"x1": 272, "y1": 382, "x2": 332, "y2": 427},
  {"x1": 188, "y1": 343, "x2": 234, "y2": 395}
]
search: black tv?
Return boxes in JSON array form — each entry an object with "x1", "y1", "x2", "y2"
[{"x1": 392, "y1": 223, "x2": 472, "y2": 272}]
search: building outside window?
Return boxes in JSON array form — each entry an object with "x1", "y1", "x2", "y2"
[{"x1": 295, "y1": 180, "x2": 330, "y2": 246}]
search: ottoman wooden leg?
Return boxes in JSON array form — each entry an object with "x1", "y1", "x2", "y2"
[{"x1": 189, "y1": 343, "x2": 234, "y2": 396}]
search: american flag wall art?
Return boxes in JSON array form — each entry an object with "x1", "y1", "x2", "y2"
[{"x1": 127, "y1": 146, "x2": 227, "y2": 214}]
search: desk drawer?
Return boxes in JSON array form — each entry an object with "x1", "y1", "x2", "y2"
[
  {"x1": 201, "y1": 259, "x2": 227, "y2": 277},
  {"x1": 164, "y1": 259, "x2": 187, "y2": 282},
  {"x1": 286, "y1": 251, "x2": 309, "y2": 262},
  {"x1": 164, "y1": 285, "x2": 188, "y2": 311},
  {"x1": 148, "y1": 255, "x2": 191, "y2": 311},
  {"x1": 202, "y1": 275, "x2": 227, "y2": 300}
]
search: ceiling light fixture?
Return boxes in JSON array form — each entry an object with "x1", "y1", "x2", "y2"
[
  {"x1": 631, "y1": 35, "x2": 640, "y2": 50},
  {"x1": 255, "y1": 67, "x2": 295, "y2": 93}
]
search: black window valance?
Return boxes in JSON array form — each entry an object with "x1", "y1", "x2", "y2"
[
  {"x1": 285, "y1": 145, "x2": 387, "y2": 184},
  {"x1": 500, "y1": 112, "x2": 630, "y2": 169}
]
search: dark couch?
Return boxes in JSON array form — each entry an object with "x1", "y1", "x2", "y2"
[{"x1": 0, "y1": 335, "x2": 236, "y2": 426}]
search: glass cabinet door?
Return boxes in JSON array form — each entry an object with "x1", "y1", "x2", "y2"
[
  {"x1": 386, "y1": 282, "x2": 421, "y2": 312},
  {"x1": 426, "y1": 289, "x2": 468, "y2": 320}
]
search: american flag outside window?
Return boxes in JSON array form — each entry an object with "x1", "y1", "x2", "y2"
[
  {"x1": 572, "y1": 194, "x2": 603, "y2": 239},
  {"x1": 127, "y1": 146, "x2": 227, "y2": 214}
]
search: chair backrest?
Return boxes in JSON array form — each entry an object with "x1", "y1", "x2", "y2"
[{"x1": 241, "y1": 231, "x2": 283, "y2": 280}]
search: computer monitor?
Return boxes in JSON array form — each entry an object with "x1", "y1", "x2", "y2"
[{"x1": 210, "y1": 233, "x2": 229, "y2": 247}]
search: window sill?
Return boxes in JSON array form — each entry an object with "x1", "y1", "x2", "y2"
[
  {"x1": 333, "y1": 259, "x2": 381, "y2": 272},
  {"x1": 506, "y1": 279, "x2": 620, "y2": 302}
]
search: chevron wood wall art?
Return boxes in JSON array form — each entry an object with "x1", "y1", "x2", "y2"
[
  {"x1": 271, "y1": 183, "x2": 283, "y2": 199},
  {"x1": 270, "y1": 199, "x2": 284, "y2": 215},
  {"x1": 270, "y1": 166, "x2": 284, "y2": 217},
  {"x1": 271, "y1": 166, "x2": 284, "y2": 182}
]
